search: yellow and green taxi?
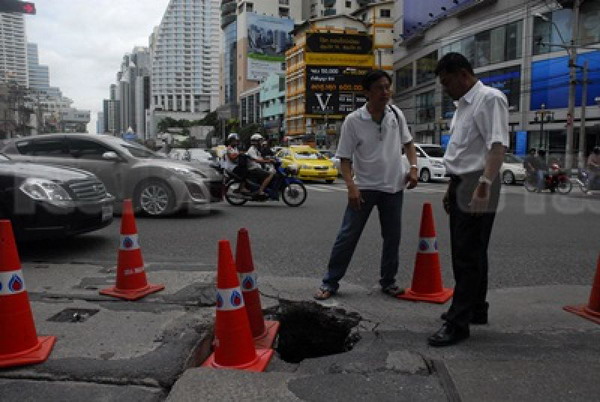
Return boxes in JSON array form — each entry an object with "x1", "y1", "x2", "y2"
[{"x1": 276, "y1": 146, "x2": 338, "y2": 183}]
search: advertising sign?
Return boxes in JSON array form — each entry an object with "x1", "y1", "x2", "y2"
[
  {"x1": 305, "y1": 66, "x2": 370, "y2": 117},
  {"x1": 305, "y1": 32, "x2": 374, "y2": 67},
  {"x1": 246, "y1": 13, "x2": 294, "y2": 81},
  {"x1": 530, "y1": 51, "x2": 600, "y2": 110}
]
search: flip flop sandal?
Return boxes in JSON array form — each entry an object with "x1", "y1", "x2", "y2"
[
  {"x1": 313, "y1": 288, "x2": 335, "y2": 300},
  {"x1": 382, "y1": 285, "x2": 405, "y2": 297}
]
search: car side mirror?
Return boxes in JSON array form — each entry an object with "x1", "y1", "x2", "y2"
[{"x1": 102, "y1": 151, "x2": 120, "y2": 161}]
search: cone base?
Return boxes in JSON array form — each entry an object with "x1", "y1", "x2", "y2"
[
  {"x1": 201, "y1": 348, "x2": 274, "y2": 372},
  {"x1": 397, "y1": 288, "x2": 454, "y2": 304},
  {"x1": 563, "y1": 304, "x2": 600, "y2": 325},
  {"x1": 254, "y1": 320, "x2": 280, "y2": 350},
  {"x1": 0, "y1": 336, "x2": 56, "y2": 369},
  {"x1": 100, "y1": 283, "x2": 165, "y2": 301}
]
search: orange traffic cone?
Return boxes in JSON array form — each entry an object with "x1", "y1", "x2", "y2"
[
  {"x1": 202, "y1": 240, "x2": 273, "y2": 372},
  {"x1": 0, "y1": 220, "x2": 56, "y2": 368},
  {"x1": 564, "y1": 255, "x2": 600, "y2": 325},
  {"x1": 397, "y1": 203, "x2": 453, "y2": 304},
  {"x1": 100, "y1": 199, "x2": 164, "y2": 300},
  {"x1": 235, "y1": 228, "x2": 280, "y2": 349}
]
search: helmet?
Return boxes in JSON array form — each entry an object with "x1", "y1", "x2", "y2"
[
  {"x1": 250, "y1": 133, "x2": 263, "y2": 142},
  {"x1": 227, "y1": 133, "x2": 239, "y2": 141}
]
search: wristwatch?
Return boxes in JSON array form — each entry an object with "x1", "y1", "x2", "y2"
[{"x1": 478, "y1": 175, "x2": 492, "y2": 186}]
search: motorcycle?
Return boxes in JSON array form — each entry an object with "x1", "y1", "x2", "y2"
[
  {"x1": 223, "y1": 158, "x2": 307, "y2": 207},
  {"x1": 575, "y1": 169, "x2": 600, "y2": 193},
  {"x1": 524, "y1": 163, "x2": 572, "y2": 194}
]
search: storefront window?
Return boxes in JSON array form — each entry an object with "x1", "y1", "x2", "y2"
[
  {"x1": 477, "y1": 66, "x2": 521, "y2": 111},
  {"x1": 416, "y1": 51, "x2": 437, "y2": 85},
  {"x1": 474, "y1": 31, "x2": 491, "y2": 68},
  {"x1": 490, "y1": 26, "x2": 506, "y2": 64},
  {"x1": 461, "y1": 36, "x2": 475, "y2": 65},
  {"x1": 396, "y1": 63, "x2": 413, "y2": 92},
  {"x1": 416, "y1": 90, "x2": 435, "y2": 124},
  {"x1": 533, "y1": 9, "x2": 572, "y2": 55},
  {"x1": 580, "y1": 0, "x2": 600, "y2": 45},
  {"x1": 505, "y1": 21, "x2": 522, "y2": 60}
]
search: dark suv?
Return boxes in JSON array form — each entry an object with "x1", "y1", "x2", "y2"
[
  {"x1": 0, "y1": 153, "x2": 114, "y2": 241},
  {"x1": 1, "y1": 134, "x2": 224, "y2": 216}
]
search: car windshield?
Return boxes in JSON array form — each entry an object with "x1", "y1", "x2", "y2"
[
  {"x1": 420, "y1": 146, "x2": 445, "y2": 157},
  {"x1": 505, "y1": 154, "x2": 523, "y2": 163},
  {"x1": 294, "y1": 150, "x2": 325, "y2": 160}
]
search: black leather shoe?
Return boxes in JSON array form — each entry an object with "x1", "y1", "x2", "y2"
[
  {"x1": 428, "y1": 323, "x2": 470, "y2": 347},
  {"x1": 440, "y1": 311, "x2": 488, "y2": 325}
]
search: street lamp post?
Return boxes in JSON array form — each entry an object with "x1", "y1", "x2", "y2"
[{"x1": 534, "y1": 103, "x2": 554, "y2": 164}]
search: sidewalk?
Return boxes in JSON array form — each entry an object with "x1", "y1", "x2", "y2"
[{"x1": 1, "y1": 263, "x2": 599, "y2": 401}]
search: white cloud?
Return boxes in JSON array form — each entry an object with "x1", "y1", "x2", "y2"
[{"x1": 25, "y1": 0, "x2": 171, "y2": 133}]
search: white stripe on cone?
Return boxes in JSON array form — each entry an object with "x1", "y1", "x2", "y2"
[
  {"x1": 216, "y1": 287, "x2": 245, "y2": 311},
  {"x1": 0, "y1": 270, "x2": 26, "y2": 295},
  {"x1": 417, "y1": 237, "x2": 438, "y2": 254},
  {"x1": 120, "y1": 234, "x2": 140, "y2": 250},
  {"x1": 239, "y1": 272, "x2": 258, "y2": 292}
]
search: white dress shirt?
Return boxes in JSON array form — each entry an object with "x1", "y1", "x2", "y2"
[{"x1": 443, "y1": 80, "x2": 509, "y2": 175}]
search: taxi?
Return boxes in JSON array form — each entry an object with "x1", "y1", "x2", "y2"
[{"x1": 276, "y1": 146, "x2": 338, "y2": 183}]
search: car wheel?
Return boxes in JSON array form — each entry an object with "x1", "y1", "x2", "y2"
[
  {"x1": 502, "y1": 170, "x2": 515, "y2": 185},
  {"x1": 134, "y1": 179, "x2": 176, "y2": 216},
  {"x1": 420, "y1": 168, "x2": 431, "y2": 183}
]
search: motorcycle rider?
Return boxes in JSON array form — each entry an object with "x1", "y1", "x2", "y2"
[
  {"x1": 246, "y1": 133, "x2": 275, "y2": 197},
  {"x1": 536, "y1": 150, "x2": 549, "y2": 192},
  {"x1": 223, "y1": 133, "x2": 250, "y2": 194},
  {"x1": 587, "y1": 146, "x2": 600, "y2": 191}
]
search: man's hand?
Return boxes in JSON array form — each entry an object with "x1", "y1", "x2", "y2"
[
  {"x1": 442, "y1": 188, "x2": 450, "y2": 215},
  {"x1": 405, "y1": 169, "x2": 418, "y2": 189},
  {"x1": 347, "y1": 183, "x2": 363, "y2": 211},
  {"x1": 469, "y1": 183, "x2": 490, "y2": 215}
]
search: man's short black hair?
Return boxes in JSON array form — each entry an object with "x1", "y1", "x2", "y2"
[
  {"x1": 362, "y1": 69, "x2": 392, "y2": 91},
  {"x1": 435, "y1": 52, "x2": 475, "y2": 76}
]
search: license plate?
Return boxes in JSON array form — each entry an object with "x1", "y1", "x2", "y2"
[{"x1": 102, "y1": 204, "x2": 113, "y2": 221}]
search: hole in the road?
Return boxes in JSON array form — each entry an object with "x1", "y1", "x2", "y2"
[
  {"x1": 273, "y1": 300, "x2": 361, "y2": 364},
  {"x1": 47, "y1": 308, "x2": 99, "y2": 323}
]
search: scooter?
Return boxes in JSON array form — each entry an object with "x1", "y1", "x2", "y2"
[
  {"x1": 223, "y1": 159, "x2": 307, "y2": 207},
  {"x1": 524, "y1": 163, "x2": 572, "y2": 194}
]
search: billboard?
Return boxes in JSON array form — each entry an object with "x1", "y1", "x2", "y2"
[
  {"x1": 246, "y1": 13, "x2": 294, "y2": 81},
  {"x1": 403, "y1": 0, "x2": 477, "y2": 40},
  {"x1": 305, "y1": 66, "x2": 370, "y2": 117},
  {"x1": 530, "y1": 51, "x2": 600, "y2": 110},
  {"x1": 305, "y1": 33, "x2": 374, "y2": 67}
]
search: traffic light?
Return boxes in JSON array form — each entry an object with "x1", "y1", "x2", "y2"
[{"x1": 0, "y1": 0, "x2": 36, "y2": 15}]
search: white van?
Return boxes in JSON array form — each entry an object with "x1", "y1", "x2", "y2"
[{"x1": 414, "y1": 144, "x2": 447, "y2": 182}]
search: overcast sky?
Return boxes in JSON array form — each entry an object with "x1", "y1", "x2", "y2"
[{"x1": 25, "y1": 0, "x2": 171, "y2": 133}]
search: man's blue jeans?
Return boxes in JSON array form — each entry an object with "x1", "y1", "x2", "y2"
[{"x1": 321, "y1": 190, "x2": 404, "y2": 292}]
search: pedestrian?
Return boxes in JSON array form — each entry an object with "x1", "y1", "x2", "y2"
[
  {"x1": 428, "y1": 53, "x2": 508, "y2": 347},
  {"x1": 586, "y1": 146, "x2": 600, "y2": 191},
  {"x1": 523, "y1": 148, "x2": 543, "y2": 191},
  {"x1": 313, "y1": 69, "x2": 419, "y2": 301}
]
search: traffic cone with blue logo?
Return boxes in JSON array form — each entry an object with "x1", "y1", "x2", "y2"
[
  {"x1": 0, "y1": 220, "x2": 56, "y2": 368},
  {"x1": 397, "y1": 202, "x2": 453, "y2": 304},
  {"x1": 235, "y1": 228, "x2": 280, "y2": 349},
  {"x1": 564, "y1": 254, "x2": 600, "y2": 325},
  {"x1": 100, "y1": 199, "x2": 164, "y2": 300},
  {"x1": 202, "y1": 239, "x2": 273, "y2": 372}
]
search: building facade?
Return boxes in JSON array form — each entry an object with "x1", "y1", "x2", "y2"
[
  {"x1": 0, "y1": 12, "x2": 28, "y2": 87},
  {"x1": 27, "y1": 43, "x2": 49, "y2": 91},
  {"x1": 260, "y1": 72, "x2": 286, "y2": 139},
  {"x1": 149, "y1": 0, "x2": 221, "y2": 135},
  {"x1": 393, "y1": 0, "x2": 600, "y2": 166}
]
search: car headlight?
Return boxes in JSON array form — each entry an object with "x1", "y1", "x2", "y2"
[
  {"x1": 20, "y1": 178, "x2": 72, "y2": 201},
  {"x1": 169, "y1": 166, "x2": 207, "y2": 178},
  {"x1": 431, "y1": 161, "x2": 444, "y2": 168},
  {"x1": 300, "y1": 164, "x2": 311, "y2": 170}
]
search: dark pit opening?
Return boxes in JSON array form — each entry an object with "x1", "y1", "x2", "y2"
[
  {"x1": 273, "y1": 300, "x2": 361, "y2": 364},
  {"x1": 48, "y1": 308, "x2": 99, "y2": 323}
]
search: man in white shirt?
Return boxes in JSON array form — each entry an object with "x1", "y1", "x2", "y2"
[
  {"x1": 428, "y1": 53, "x2": 508, "y2": 347},
  {"x1": 314, "y1": 70, "x2": 419, "y2": 300},
  {"x1": 246, "y1": 133, "x2": 274, "y2": 196}
]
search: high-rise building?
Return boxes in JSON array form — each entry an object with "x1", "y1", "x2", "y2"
[
  {"x1": 308, "y1": 0, "x2": 373, "y2": 19},
  {"x1": 150, "y1": 0, "x2": 221, "y2": 121},
  {"x1": 97, "y1": 112, "x2": 105, "y2": 134},
  {"x1": 218, "y1": 0, "x2": 304, "y2": 128},
  {"x1": 27, "y1": 43, "x2": 49, "y2": 91},
  {"x1": 0, "y1": 12, "x2": 28, "y2": 87}
]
